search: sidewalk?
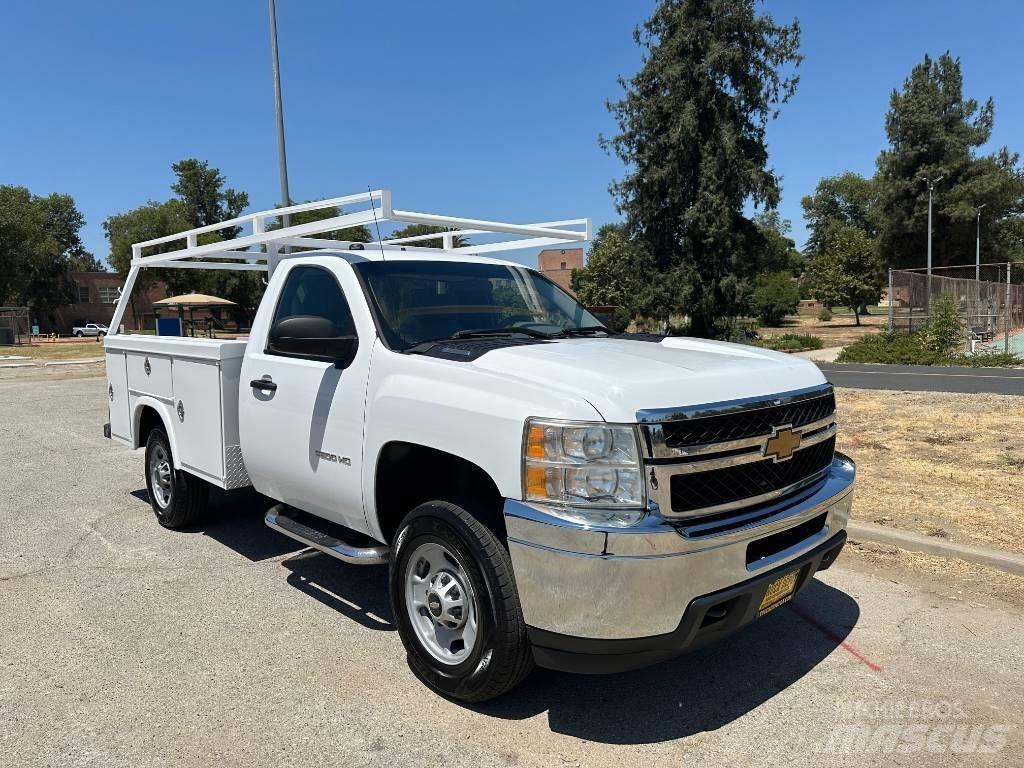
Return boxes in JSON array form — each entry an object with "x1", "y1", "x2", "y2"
[
  {"x1": 0, "y1": 357, "x2": 103, "y2": 369},
  {"x1": 848, "y1": 520, "x2": 1024, "y2": 577},
  {"x1": 792, "y1": 345, "x2": 844, "y2": 362}
]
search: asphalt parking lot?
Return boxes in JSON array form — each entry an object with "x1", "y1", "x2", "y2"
[{"x1": 2, "y1": 371, "x2": 1023, "y2": 767}]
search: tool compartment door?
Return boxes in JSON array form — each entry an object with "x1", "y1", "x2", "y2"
[{"x1": 171, "y1": 357, "x2": 225, "y2": 484}]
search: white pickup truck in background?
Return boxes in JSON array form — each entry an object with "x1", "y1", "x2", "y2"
[
  {"x1": 73, "y1": 323, "x2": 108, "y2": 338},
  {"x1": 102, "y1": 191, "x2": 855, "y2": 702}
]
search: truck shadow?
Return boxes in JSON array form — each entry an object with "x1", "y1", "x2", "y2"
[
  {"x1": 279, "y1": 553, "x2": 393, "y2": 632},
  {"x1": 129, "y1": 487, "x2": 860, "y2": 743},
  {"x1": 130, "y1": 486, "x2": 396, "y2": 631},
  {"x1": 472, "y1": 579, "x2": 863, "y2": 744},
  {"x1": 131, "y1": 486, "x2": 305, "y2": 562}
]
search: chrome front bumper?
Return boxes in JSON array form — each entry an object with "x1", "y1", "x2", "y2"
[{"x1": 504, "y1": 454, "x2": 855, "y2": 643}]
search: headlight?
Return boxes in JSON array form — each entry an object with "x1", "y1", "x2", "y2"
[{"x1": 522, "y1": 418, "x2": 645, "y2": 521}]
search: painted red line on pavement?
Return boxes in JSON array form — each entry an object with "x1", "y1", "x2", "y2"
[{"x1": 788, "y1": 602, "x2": 882, "y2": 673}]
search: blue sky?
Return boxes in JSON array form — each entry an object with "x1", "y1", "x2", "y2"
[{"x1": 2, "y1": 0, "x2": 1022, "y2": 268}]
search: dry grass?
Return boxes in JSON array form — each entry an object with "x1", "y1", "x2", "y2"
[
  {"x1": 759, "y1": 311, "x2": 885, "y2": 347},
  {"x1": 836, "y1": 387, "x2": 1024, "y2": 554},
  {"x1": 6, "y1": 341, "x2": 107, "y2": 360}
]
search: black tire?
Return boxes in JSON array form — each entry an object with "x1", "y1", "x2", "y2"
[
  {"x1": 74, "y1": 331, "x2": 83, "y2": 338},
  {"x1": 144, "y1": 426, "x2": 208, "y2": 529},
  {"x1": 389, "y1": 499, "x2": 533, "y2": 702}
]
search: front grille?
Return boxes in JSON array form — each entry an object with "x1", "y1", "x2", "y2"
[
  {"x1": 669, "y1": 436, "x2": 836, "y2": 514},
  {"x1": 661, "y1": 391, "x2": 836, "y2": 449}
]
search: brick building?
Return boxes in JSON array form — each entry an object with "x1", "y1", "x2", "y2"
[
  {"x1": 38, "y1": 272, "x2": 167, "y2": 334},
  {"x1": 537, "y1": 247, "x2": 583, "y2": 296}
]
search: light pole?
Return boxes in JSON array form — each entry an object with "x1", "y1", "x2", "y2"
[
  {"x1": 975, "y1": 204, "x2": 986, "y2": 281},
  {"x1": 921, "y1": 176, "x2": 944, "y2": 279},
  {"x1": 268, "y1": 0, "x2": 291, "y2": 230}
]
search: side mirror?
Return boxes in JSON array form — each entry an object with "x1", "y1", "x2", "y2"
[{"x1": 267, "y1": 315, "x2": 358, "y2": 369}]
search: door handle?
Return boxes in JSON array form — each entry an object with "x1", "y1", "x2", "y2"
[{"x1": 250, "y1": 378, "x2": 277, "y2": 392}]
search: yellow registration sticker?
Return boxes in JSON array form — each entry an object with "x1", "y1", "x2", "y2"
[{"x1": 758, "y1": 570, "x2": 799, "y2": 617}]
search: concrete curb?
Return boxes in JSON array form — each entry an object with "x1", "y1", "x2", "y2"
[
  {"x1": 0, "y1": 362, "x2": 36, "y2": 369},
  {"x1": 42, "y1": 358, "x2": 104, "y2": 366},
  {"x1": 848, "y1": 521, "x2": 1024, "y2": 577}
]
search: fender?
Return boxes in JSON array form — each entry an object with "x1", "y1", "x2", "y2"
[
  {"x1": 361, "y1": 343, "x2": 604, "y2": 541},
  {"x1": 130, "y1": 397, "x2": 183, "y2": 469}
]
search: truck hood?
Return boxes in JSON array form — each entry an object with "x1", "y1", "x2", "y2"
[{"x1": 469, "y1": 337, "x2": 828, "y2": 423}]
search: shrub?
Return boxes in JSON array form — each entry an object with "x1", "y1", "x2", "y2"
[
  {"x1": 757, "y1": 333, "x2": 823, "y2": 351},
  {"x1": 953, "y1": 349, "x2": 1024, "y2": 368},
  {"x1": 837, "y1": 331, "x2": 1023, "y2": 367},
  {"x1": 751, "y1": 271, "x2": 800, "y2": 327},
  {"x1": 817, "y1": 307, "x2": 833, "y2": 322},
  {"x1": 920, "y1": 294, "x2": 965, "y2": 356}
]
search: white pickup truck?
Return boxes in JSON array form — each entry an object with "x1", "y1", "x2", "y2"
[
  {"x1": 102, "y1": 191, "x2": 854, "y2": 702},
  {"x1": 73, "y1": 323, "x2": 108, "y2": 338}
]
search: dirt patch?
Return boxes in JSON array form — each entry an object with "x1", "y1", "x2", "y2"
[
  {"x1": 836, "y1": 387, "x2": 1024, "y2": 554},
  {"x1": 759, "y1": 311, "x2": 885, "y2": 347}
]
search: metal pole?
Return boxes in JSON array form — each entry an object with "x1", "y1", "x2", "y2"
[
  {"x1": 921, "y1": 176, "x2": 943, "y2": 312},
  {"x1": 976, "y1": 204, "x2": 985, "y2": 281},
  {"x1": 268, "y1": 0, "x2": 291, "y2": 230},
  {"x1": 887, "y1": 269, "x2": 894, "y2": 331},
  {"x1": 927, "y1": 184, "x2": 933, "y2": 279},
  {"x1": 1006, "y1": 262, "x2": 1012, "y2": 354}
]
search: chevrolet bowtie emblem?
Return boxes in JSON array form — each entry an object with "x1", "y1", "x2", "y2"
[{"x1": 763, "y1": 425, "x2": 801, "y2": 462}]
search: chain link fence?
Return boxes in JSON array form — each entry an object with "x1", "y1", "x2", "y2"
[
  {"x1": 887, "y1": 263, "x2": 1024, "y2": 355},
  {"x1": 0, "y1": 307, "x2": 31, "y2": 346}
]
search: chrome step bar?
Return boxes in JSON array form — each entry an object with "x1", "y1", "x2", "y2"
[{"x1": 265, "y1": 504, "x2": 389, "y2": 565}]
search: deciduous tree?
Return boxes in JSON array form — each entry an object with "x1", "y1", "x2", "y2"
[
  {"x1": 0, "y1": 185, "x2": 97, "y2": 321},
  {"x1": 801, "y1": 172, "x2": 878, "y2": 259},
  {"x1": 751, "y1": 271, "x2": 799, "y2": 327},
  {"x1": 805, "y1": 225, "x2": 883, "y2": 325}
]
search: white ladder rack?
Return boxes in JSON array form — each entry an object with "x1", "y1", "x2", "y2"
[{"x1": 109, "y1": 189, "x2": 590, "y2": 335}]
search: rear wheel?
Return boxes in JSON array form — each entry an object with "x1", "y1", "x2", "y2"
[
  {"x1": 74, "y1": 330, "x2": 84, "y2": 337},
  {"x1": 144, "y1": 426, "x2": 208, "y2": 529},
  {"x1": 389, "y1": 499, "x2": 533, "y2": 702}
]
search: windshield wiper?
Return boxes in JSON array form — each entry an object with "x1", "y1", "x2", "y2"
[
  {"x1": 556, "y1": 325, "x2": 613, "y2": 337},
  {"x1": 402, "y1": 326, "x2": 555, "y2": 355},
  {"x1": 450, "y1": 327, "x2": 555, "y2": 340}
]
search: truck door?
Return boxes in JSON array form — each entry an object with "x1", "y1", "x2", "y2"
[{"x1": 239, "y1": 262, "x2": 370, "y2": 531}]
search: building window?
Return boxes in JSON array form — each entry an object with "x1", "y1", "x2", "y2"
[
  {"x1": 560, "y1": 261, "x2": 567, "y2": 270},
  {"x1": 77, "y1": 286, "x2": 90, "y2": 304},
  {"x1": 97, "y1": 287, "x2": 120, "y2": 304}
]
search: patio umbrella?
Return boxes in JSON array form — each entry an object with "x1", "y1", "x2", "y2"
[{"x1": 153, "y1": 294, "x2": 237, "y2": 336}]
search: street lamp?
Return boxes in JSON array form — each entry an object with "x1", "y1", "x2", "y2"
[
  {"x1": 920, "y1": 176, "x2": 944, "y2": 279},
  {"x1": 975, "y1": 204, "x2": 986, "y2": 281},
  {"x1": 268, "y1": 0, "x2": 292, "y2": 231}
]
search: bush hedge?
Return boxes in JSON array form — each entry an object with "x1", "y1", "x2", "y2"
[
  {"x1": 838, "y1": 332, "x2": 1023, "y2": 367},
  {"x1": 756, "y1": 333, "x2": 824, "y2": 351}
]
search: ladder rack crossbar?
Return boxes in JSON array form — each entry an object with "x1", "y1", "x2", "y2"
[{"x1": 130, "y1": 189, "x2": 590, "y2": 266}]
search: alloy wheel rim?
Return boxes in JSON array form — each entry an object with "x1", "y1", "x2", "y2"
[{"x1": 404, "y1": 541, "x2": 479, "y2": 665}]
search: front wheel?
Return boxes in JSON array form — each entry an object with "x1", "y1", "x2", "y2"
[
  {"x1": 389, "y1": 500, "x2": 533, "y2": 702},
  {"x1": 144, "y1": 426, "x2": 208, "y2": 529}
]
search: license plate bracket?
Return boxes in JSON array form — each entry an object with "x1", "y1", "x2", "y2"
[{"x1": 757, "y1": 569, "x2": 799, "y2": 617}]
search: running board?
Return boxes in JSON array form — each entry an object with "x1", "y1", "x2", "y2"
[{"x1": 265, "y1": 504, "x2": 389, "y2": 565}]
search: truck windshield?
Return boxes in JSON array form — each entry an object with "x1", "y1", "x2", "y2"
[{"x1": 354, "y1": 260, "x2": 604, "y2": 349}]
